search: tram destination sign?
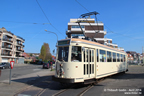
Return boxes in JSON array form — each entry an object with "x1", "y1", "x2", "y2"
[{"x1": 58, "y1": 40, "x2": 70, "y2": 45}]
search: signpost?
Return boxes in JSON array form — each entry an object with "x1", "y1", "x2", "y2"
[{"x1": 9, "y1": 61, "x2": 15, "y2": 84}]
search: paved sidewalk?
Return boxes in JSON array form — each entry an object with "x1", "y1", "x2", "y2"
[
  {"x1": 0, "y1": 68, "x2": 55, "y2": 96},
  {"x1": 14, "y1": 63, "x2": 31, "y2": 66}
]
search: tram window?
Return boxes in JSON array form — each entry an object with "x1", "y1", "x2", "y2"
[
  {"x1": 87, "y1": 64, "x2": 88, "y2": 74},
  {"x1": 84, "y1": 64, "x2": 85, "y2": 75},
  {"x1": 84, "y1": 49, "x2": 85, "y2": 62},
  {"x1": 92, "y1": 64, "x2": 94, "y2": 74},
  {"x1": 113, "y1": 53, "x2": 116, "y2": 62},
  {"x1": 71, "y1": 46, "x2": 81, "y2": 62},
  {"x1": 100, "y1": 50, "x2": 106, "y2": 62},
  {"x1": 117, "y1": 53, "x2": 120, "y2": 62},
  {"x1": 90, "y1": 64, "x2": 91, "y2": 74},
  {"x1": 124, "y1": 55, "x2": 126, "y2": 62},
  {"x1": 121, "y1": 54, "x2": 123, "y2": 62},
  {"x1": 97, "y1": 49, "x2": 99, "y2": 62},
  {"x1": 86, "y1": 49, "x2": 88, "y2": 62},
  {"x1": 89, "y1": 50, "x2": 91, "y2": 62},
  {"x1": 58, "y1": 47, "x2": 69, "y2": 62},
  {"x1": 107, "y1": 51, "x2": 112, "y2": 62},
  {"x1": 92, "y1": 50, "x2": 94, "y2": 62}
]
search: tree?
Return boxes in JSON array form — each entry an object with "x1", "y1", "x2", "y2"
[
  {"x1": 43, "y1": 43, "x2": 52, "y2": 61},
  {"x1": 30, "y1": 53, "x2": 33, "y2": 57},
  {"x1": 39, "y1": 43, "x2": 52, "y2": 62},
  {"x1": 39, "y1": 45, "x2": 46, "y2": 61}
]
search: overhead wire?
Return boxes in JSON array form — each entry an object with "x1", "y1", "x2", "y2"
[
  {"x1": 36, "y1": 0, "x2": 65, "y2": 37},
  {"x1": 0, "y1": 20, "x2": 49, "y2": 25},
  {"x1": 75, "y1": 0, "x2": 141, "y2": 41}
]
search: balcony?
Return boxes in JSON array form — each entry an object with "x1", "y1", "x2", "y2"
[
  {"x1": 16, "y1": 49, "x2": 24, "y2": 52},
  {"x1": 17, "y1": 36, "x2": 25, "y2": 41},
  {"x1": 1, "y1": 53, "x2": 12, "y2": 56},
  {"x1": 16, "y1": 55, "x2": 21, "y2": 57},
  {"x1": 2, "y1": 46, "x2": 12, "y2": 49},
  {"x1": 118, "y1": 47, "x2": 124, "y2": 51},
  {"x1": 3, "y1": 38, "x2": 13, "y2": 43},
  {"x1": 71, "y1": 28, "x2": 85, "y2": 31},
  {"x1": 17, "y1": 43, "x2": 23, "y2": 46}
]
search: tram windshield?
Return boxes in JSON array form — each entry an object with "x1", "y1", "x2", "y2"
[
  {"x1": 58, "y1": 47, "x2": 69, "y2": 62},
  {"x1": 71, "y1": 46, "x2": 81, "y2": 62}
]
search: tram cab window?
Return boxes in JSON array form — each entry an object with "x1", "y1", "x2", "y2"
[
  {"x1": 100, "y1": 50, "x2": 106, "y2": 62},
  {"x1": 58, "y1": 47, "x2": 69, "y2": 62},
  {"x1": 71, "y1": 46, "x2": 81, "y2": 62}
]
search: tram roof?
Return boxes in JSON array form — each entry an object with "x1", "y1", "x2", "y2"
[{"x1": 58, "y1": 38, "x2": 126, "y2": 53}]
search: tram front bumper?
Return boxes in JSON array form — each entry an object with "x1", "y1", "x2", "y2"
[{"x1": 52, "y1": 76, "x2": 75, "y2": 83}]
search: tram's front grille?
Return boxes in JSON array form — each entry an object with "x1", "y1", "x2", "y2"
[{"x1": 84, "y1": 64, "x2": 94, "y2": 75}]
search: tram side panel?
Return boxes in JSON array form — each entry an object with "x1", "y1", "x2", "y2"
[
  {"x1": 96, "y1": 62, "x2": 117, "y2": 79},
  {"x1": 96, "y1": 62, "x2": 127, "y2": 79}
]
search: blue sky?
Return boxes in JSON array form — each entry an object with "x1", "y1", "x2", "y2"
[{"x1": 0, "y1": 0, "x2": 144, "y2": 54}]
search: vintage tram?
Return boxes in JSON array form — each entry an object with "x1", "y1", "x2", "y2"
[{"x1": 52, "y1": 38, "x2": 128, "y2": 84}]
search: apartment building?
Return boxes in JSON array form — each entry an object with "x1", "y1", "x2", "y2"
[
  {"x1": 66, "y1": 18, "x2": 121, "y2": 49},
  {"x1": 0, "y1": 27, "x2": 25, "y2": 63}
]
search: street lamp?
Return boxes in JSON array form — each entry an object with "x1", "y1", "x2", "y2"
[
  {"x1": 45, "y1": 29, "x2": 58, "y2": 54},
  {"x1": 45, "y1": 30, "x2": 58, "y2": 71},
  {"x1": 45, "y1": 29, "x2": 58, "y2": 42}
]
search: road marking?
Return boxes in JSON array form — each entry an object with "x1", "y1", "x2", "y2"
[
  {"x1": 33, "y1": 69, "x2": 41, "y2": 71},
  {"x1": 18, "y1": 94, "x2": 31, "y2": 96}
]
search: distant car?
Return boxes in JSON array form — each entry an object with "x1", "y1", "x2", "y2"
[
  {"x1": 37, "y1": 61, "x2": 44, "y2": 65},
  {"x1": 43, "y1": 63, "x2": 50, "y2": 69},
  {"x1": 0, "y1": 62, "x2": 10, "y2": 69}
]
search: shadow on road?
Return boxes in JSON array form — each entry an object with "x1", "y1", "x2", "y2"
[
  {"x1": 108, "y1": 72, "x2": 144, "y2": 80},
  {"x1": 12, "y1": 75, "x2": 68, "y2": 90},
  {"x1": 12, "y1": 75, "x2": 104, "y2": 91},
  {"x1": 140, "y1": 87, "x2": 144, "y2": 96},
  {"x1": 11, "y1": 67, "x2": 144, "y2": 91}
]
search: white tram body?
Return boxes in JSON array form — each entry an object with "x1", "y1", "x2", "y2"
[{"x1": 53, "y1": 38, "x2": 128, "y2": 84}]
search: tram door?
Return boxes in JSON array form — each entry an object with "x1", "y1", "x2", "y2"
[{"x1": 83, "y1": 48, "x2": 95, "y2": 78}]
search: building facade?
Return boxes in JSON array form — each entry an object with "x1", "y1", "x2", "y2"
[
  {"x1": 126, "y1": 51, "x2": 143, "y2": 63},
  {"x1": 66, "y1": 18, "x2": 122, "y2": 49},
  {"x1": 0, "y1": 27, "x2": 25, "y2": 63}
]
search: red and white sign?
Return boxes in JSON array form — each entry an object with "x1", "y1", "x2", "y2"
[{"x1": 10, "y1": 61, "x2": 15, "y2": 69}]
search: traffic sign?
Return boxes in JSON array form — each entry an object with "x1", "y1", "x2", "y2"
[{"x1": 10, "y1": 61, "x2": 15, "y2": 69}]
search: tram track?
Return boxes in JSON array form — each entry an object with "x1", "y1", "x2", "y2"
[
  {"x1": 52, "y1": 77, "x2": 106, "y2": 96},
  {"x1": 37, "y1": 89, "x2": 47, "y2": 96},
  {"x1": 52, "y1": 89, "x2": 69, "y2": 96},
  {"x1": 52, "y1": 84, "x2": 94, "y2": 96},
  {"x1": 14, "y1": 76, "x2": 52, "y2": 96},
  {"x1": 14, "y1": 76, "x2": 106, "y2": 96},
  {"x1": 77, "y1": 85, "x2": 94, "y2": 96}
]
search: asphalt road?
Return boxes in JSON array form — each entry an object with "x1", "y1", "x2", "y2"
[
  {"x1": 0, "y1": 64, "x2": 44, "y2": 81},
  {"x1": 16, "y1": 65, "x2": 144, "y2": 96},
  {"x1": 84, "y1": 65, "x2": 144, "y2": 96}
]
